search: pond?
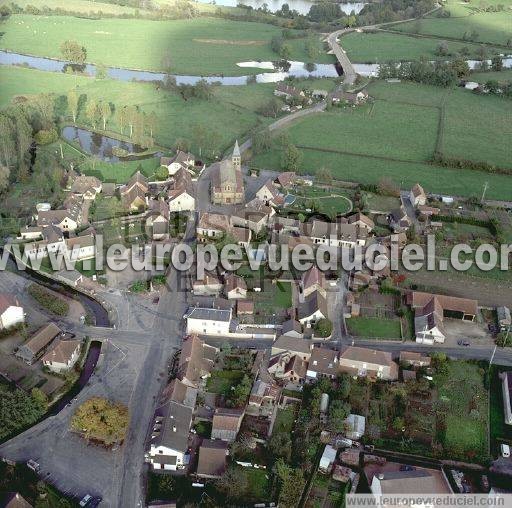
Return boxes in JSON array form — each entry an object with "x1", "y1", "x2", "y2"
[
  {"x1": 197, "y1": 0, "x2": 367, "y2": 16},
  {"x1": 61, "y1": 126, "x2": 162, "y2": 162},
  {"x1": 0, "y1": 50, "x2": 340, "y2": 85}
]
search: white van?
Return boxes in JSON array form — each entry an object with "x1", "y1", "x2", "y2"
[{"x1": 501, "y1": 443, "x2": 510, "y2": 458}]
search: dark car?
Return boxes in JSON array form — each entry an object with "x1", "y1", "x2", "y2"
[
  {"x1": 399, "y1": 465, "x2": 415, "y2": 471},
  {"x1": 457, "y1": 339, "x2": 470, "y2": 346}
]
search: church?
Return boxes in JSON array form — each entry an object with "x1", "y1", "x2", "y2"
[{"x1": 211, "y1": 141, "x2": 245, "y2": 205}]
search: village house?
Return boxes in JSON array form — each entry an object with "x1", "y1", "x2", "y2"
[
  {"x1": 274, "y1": 171, "x2": 296, "y2": 189},
  {"x1": 231, "y1": 203, "x2": 274, "y2": 234},
  {"x1": 69, "y1": 175, "x2": 102, "y2": 200},
  {"x1": 161, "y1": 378, "x2": 198, "y2": 409},
  {"x1": 185, "y1": 305, "x2": 232, "y2": 336},
  {"x1": 306, "y1": 347, "x2": 339, "y2": 382},
  {"x1": 192, "y1": 272, "x2": 223, "y2": 296},
  {"x1": 255, "y1": 179, "x2": 285, "y2": 208},
  {"x1": 177, "y1": 335, "x2": 217, "y2": 389},
  {"x1": 225, "y1": 274, "x2": 247, "y2": 300},
  {"x1": 338, "y1": 346, "x2": 398, "y2": 381},
  {"x1": 147, "y1": 199, "x2": 170, "y2": 240},
  {"x1": 332, "y1": 89, "x2": 369, "y2": 106},
  {"x1": 248, "y1": 379, "x2": 280, "y2": 414},
  {"x1": 230, "y1": 226, "x2": 252, "y2": 248},
  {"x1": 19, "y1": 225, "x2": 44, "y2": 241},
  {"x1": 120, "y1": 171, "x2": 149, "y2": 211},
  {"x1": 348, "y1": 212, "x2": 374, "y2": 232},
  {"x1": 211, "y1": 142, "x2": 244, "y2": 205},
  {"x1": 41, "y1": 339, "x2": 81, "y2": 373},
  {"x1": 268, "y1": 353, "x2": 308, "y2": 384},
  {"x1": 15, "y1": 322, "x2": 62, "y2": 365},
  {"x1": 148, "y1": 400, "x2": 192, "y2": 471},
  {"x1": 399, "y1": 351, "x2": 431, "y2": 368},
  {"x1": 196, "y1": 212, "x2": 231, "y2": 242},
  {"x1": 305, "y1": 220, "x2": 367, "y2": 249},
  {"x1": 407, "y1": 291, "x2": 478, "y2": 344},
  {"x1": 211, "y1": 408, "x2": 244, "y2": 442},
  {"x1": 271, "y1": 335, "x2": 313, "y2": 361},
  {"x1": 387, "y1": 205, "x2": 411, "y2": 233},
  {"x1": 0, "y1": 294, "x2": 24, "y2": 330},
  {"x1": 370, "y1": 469, "x2": 451, "y2": 495},
  {"x1": 168, "y1": 167, "x2": 195, "y2": 212},
  {"x1": 274, "y1": 83, "x2": 304, "y2": 100},
  {"x1": 37, "y1": 210, "x2": 79, "y2": 233},
  {"x1": 196, "y1": 439, "x2": 229, "y2": 479},
  {"x1": 409, "y1": 183, "x2": 427, "y2": 207},
  {"x1": 23, "y1": 225, "x2": 66, "y2": 261},
  {"x1": 298, "y1": 291, "x2": 328, "y2": 327},
  {"x1": 271, "y1": 216, "x2": 301, "y2": 235},
  {"x1": 65, "y1": 234, "x2": 95, "y2": 261},
  {"x1": 281, "y1": 319, "x2": 302, "y2": 338},
  {"x1": 236, "y1": 299, "x2": 254, "y2": 316},
  {"x1": 161, "y1": 151, "x2": 200, "y2": 176}
]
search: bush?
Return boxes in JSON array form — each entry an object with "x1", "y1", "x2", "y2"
[
  {"x1": 314, "y1": 318, "x2": 332, "y2": 338},
  {"x1": 27, "y1": 284, "x2": 69, "y2": 316},
  {"x1": 34, "y1": 129, "x2": 58, "y2": 145}
]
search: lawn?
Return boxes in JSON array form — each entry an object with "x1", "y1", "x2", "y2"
[
  {"x1": 490, "y1": 365, "x2": 512, "y2": 455},
  {"x1": 471, "y1": 69, "x2": 512, "y2": 83},
  {"x1": 206, "y1": 369, "x2": 245, "y2": 394},
  {"x1": 363, "y1": 192, "x2": 401, "y2": 213},
  {"x1": 89, "y1": 196, "x2": 125, "y2": 222},
  {"x1": 273, "y1": 407, "x2": 296, "y2": 434},
  {"x1": 0, "y1": 14, "x2": 331, "y2": 76},
  {"x1": 341, "y1": 30, "x2": 502, "y2": 63},
  {"x1": 434, "y1": 360, "x2": 489, "y2": 461},
  {"x1": 347, "y1": 316, "x2": 402, "y2": 339},
  {"x1": 254, "y1": 280, "x2": 292, "y2": 316},
  {"x1": 240, "y1": 467, "x2": 270, "y2": 502}
]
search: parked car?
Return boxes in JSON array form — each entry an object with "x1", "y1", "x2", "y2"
[
  {"x1": 457, "y1": 340, "x2": 470, "y2": 346},
  {"x1": 501, "y1": 444, "x2": 510, "y2": 458},
  {"x1": 26, "y1": 460, "x2": 40, "y2": 473},
  {"x1": 364, "y1": 444, "x2": 375, "y2": 452},
  {"x1": 399, "y1": 465, "x2": 415, "y2": 471},
  {"x1": 79, "y1": 495, "x2": 93, "y2": 507}
]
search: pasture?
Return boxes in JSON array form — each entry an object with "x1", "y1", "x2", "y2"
[
  {"x1": 0, "y1": 14, "x2": 331, "y2": 75},
  {"x1": 252, "y1": 80, "x2": 512, "y2": 200},
  {"x1": 342, "y1": 30, "x2": 502, "y2": 63},
  {"x1": 394, "y1": 0, "x2": 512, "y2": 47}
]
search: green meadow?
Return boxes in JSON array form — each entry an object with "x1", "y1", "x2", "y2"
[{"x1": 0, "y1": 14, "x2": 332, "y2": 76}]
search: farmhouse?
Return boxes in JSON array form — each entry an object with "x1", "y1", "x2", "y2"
[
  {"x1": 161, "y1": 150, "x2": 199, "y2": 176},
  {"x1": 211, "y1": 408, "x2": 244, "y2": 442},
  {"x1": 41, "y1": 339, "x2": 81, "y2": 373},
  {"x1": 15, "y1": 322, "x2": 62, "y2": 365},
  {"x1": 409, "y1": 183, "x2": 427, "y2": 207},
  {"x1": 298, "y1": 291, "x2": 328, "y2": 327},
  {"x1": 70, "y1": 175, "x2": 102, "y2": 199},
  {"x1": 332, "y1": 89, "x2": 368, "y2": 105},
  {"x1": 211, "y1": 142, "x2": 244, "y2": 205},
  {"x1": 338, "y1": 346, "x2": 398, "y2": 381},
  {"x1": 0, "y1": 294, "x2": 24, "y2": 330},
  {"x1": 120, "y1": 171, "x2": 148, "y2": 211}
]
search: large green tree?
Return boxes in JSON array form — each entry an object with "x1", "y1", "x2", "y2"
[{"x1": 60, "y1": 40, "x2": 87, "y2": 65}]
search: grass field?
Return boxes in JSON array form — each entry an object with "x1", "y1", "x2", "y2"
[
  {"x1": 206, "y1": 369, "x2": 245, "y2": 393},
  {"x1": 435, "y1": 361, "x2": 488, "y2": 460},
  {"x1": 394, "y1": 0, "x2": 512, "y2": 47},
  {"x1": 347, "y1": 316, "x2": 402, "y2": 339},
  {"x1": 342, "y1": 30, "x2": 503, "y2": 63},
  {"x1": 471, "y1": 69, "x2": 512, "y2": 83},
  {"x1": 489, "y1": 365, "x2": 512, "y2": 455},
  {"x1": 252, "y1": 80, "x2": 512, "y2": 200},
  {"x1": 0, "y1": 14, "x2": 331, "y2": 75}
]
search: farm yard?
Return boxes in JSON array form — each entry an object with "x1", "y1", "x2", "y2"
[
  {"x1": 0, "y1": 14, "x2": 332, "y2": 76},
  {"x1": 347, "y1": 316, "x2": 402, "y2": 339},
  {"x1": 252, "y1": 80, "x2": 512, "y2": 200}
]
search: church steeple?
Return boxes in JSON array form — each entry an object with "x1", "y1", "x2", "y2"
[{"x1": 232, "y1": 140, "x2": 241, "y2": 171}]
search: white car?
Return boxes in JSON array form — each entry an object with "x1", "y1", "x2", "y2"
[
  {"x1": 79, "y1": 495, "x2": 93, "y2": 507},
  {"x1": 501, "y1": 443, "x2": 510, "y2": 458}
]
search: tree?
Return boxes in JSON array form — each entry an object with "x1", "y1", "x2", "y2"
[
  {"x1": 252, "y1": 128, "x2": 273, "y2": 155},
  {"x1": 70, "y1": 397, "x2": 129, "y2": 445},
  {"x1": 491, "y1": 55, "x2": 503, "y2": 72},
  {"x1": 67, "y1": 89, "x2": 79, "y2": 123},
  {"x1": 449, "y1": 57, "x2": 470, "y2": 79},
  {"x1": 314, "y1": 318, "x2": 332, "y2": 338},
  {"x1": 99, "y1": 101, "x2": 112, "y2": 130},
  {"x1": 86, "y1": 99, "x2": 100, "y2": 129},
  {"x1": 60, "y1": 40, "x2": 87, "y2": 65},
  {"x1": 147, "y1": 111, "x2": 158, "y2": 139},
  {"x1": 316, "y1": 166, "x2": 332, "y2": 183},
  {"x1": 258, "y1": 98, "x2": 281, "y2": 118},
  {"x1": 0, "y1": 164, "x2": 10, "y2": 192},
  {"x1": 435, "y1": 41, "x2": 449, "y2": 56},
  {"x1": 378, "y1": 177, "x2": 400, "y2": 197},
  {"x1": 327, "y1": 399, "x2": 350, "y2": 433},
  {"x1": 280, "y1": 43, "x2": 292, "y2": 60},
  {"x1": 336, "y1": 373, "x2": 351, "y2": 400},
  {"x1": 215, "y1": 466, "x2": 248, "y2": 500},
  {"x1": 485, "y1": 80, "x2": 500, "y2": 94},
  {"x1": 275, "y1": 459, "x2": 305, "y2": 508},
  {"x1": 271, "y1": 35, "x2": 284, "y2": 55},
  {"x1": 227, "y1": 374, "x2": 252, "y2": 407},
  {"x1": 174, "y1": 137, "x2": 190, "y2": 152},
  {"x1": 392, "y1": 416, "x2": 405, "y2": 432},
  {"x1": 268, "y1": 432, "x2": 292, "y2": 461},
  {"x1": 281, "y1": 143, "x2": 302, "y2": 172}
]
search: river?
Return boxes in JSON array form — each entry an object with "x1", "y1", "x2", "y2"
[{"x1": 0, "y1": 50, "x2": 340, "y2": 84}]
